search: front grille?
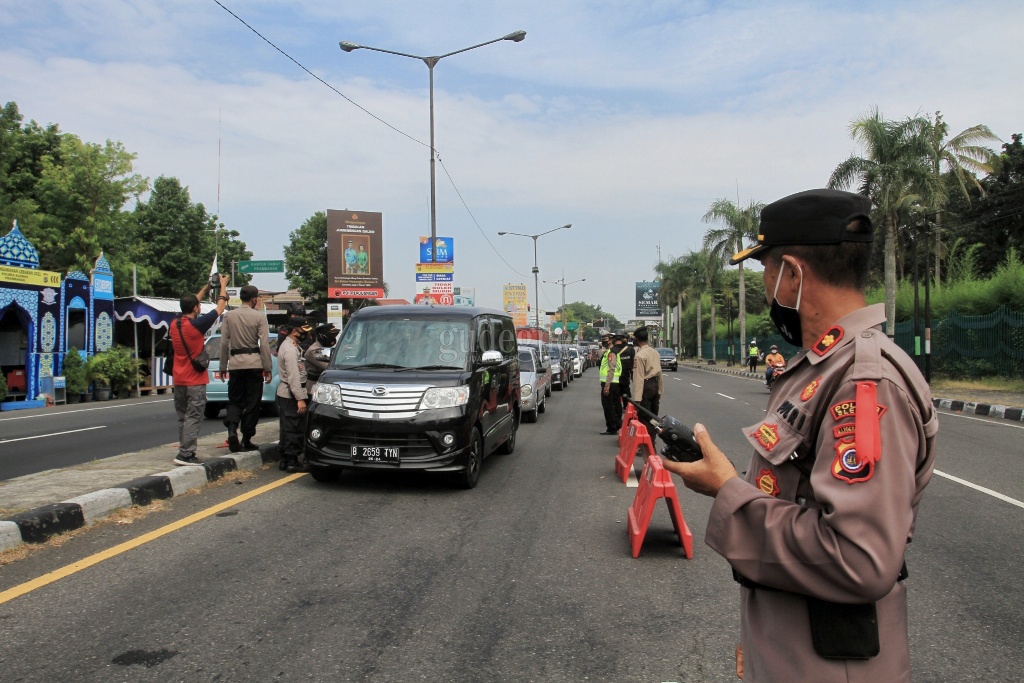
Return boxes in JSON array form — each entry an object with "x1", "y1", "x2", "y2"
[
  {"x1": 324, "y1": 431, "x2": 436, "y2": 458},
  {"x1": 338, "y1": 382, "x2": 429, "y2": 418}
]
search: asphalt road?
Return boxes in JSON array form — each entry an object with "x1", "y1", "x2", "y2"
[
  {"x1": 0, "y1": 397, "x2": 228, "y2": 481},
  {"x1": 0, "y1": 367, "x2": 1021, "y2": 681}
]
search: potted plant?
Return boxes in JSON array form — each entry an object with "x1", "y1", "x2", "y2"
[
  {"x1": 63, "y1": 347, "x2": 88, "y2": 403},
  {"x1": 86, "y1": 353, "x2": 112, "y2": 401},
  {"x1": 93, "y1": 346, "x2": 144, "y2": 399}
]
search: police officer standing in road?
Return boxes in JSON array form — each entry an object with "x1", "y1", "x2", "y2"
[
  {"x1": 629, "y1": 326, "x2": 663, "y2": 446},
  {"x1": 662, "y1": 189, "x2": 938, "y2": 681},
  {"x1": 277, "y1": 316, "x2": 311, "y2": 472},
  {"x1": 597, "y1": 332, "x2": 621, "y2": 435},
  {"x1": 219, "y1": 284, "x2": 272, "y2": 452},
  {"x1": 616, "y1": 330, "x2": 635, "y2": 409}
]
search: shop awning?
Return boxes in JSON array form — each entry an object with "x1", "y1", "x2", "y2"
[{"x1": 114, "y1": 296, "x2": 218, "y2": 330}]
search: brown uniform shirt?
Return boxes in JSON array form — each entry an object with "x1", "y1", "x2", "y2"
[
  {"x1": 219, "y1": 306, "x2": 272, "y2": 373},
  {"x1": 276, "y1": 336, "x2": 307, "y2": 401},
  {"x1": 630, "y1": 344, "x2": 663, "y2": 399},
  {"x1": 705, "y1": 304, "x2": 938, "y2": 682}
]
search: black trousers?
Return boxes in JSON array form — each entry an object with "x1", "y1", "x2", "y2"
[
  {"x1": 637, "y1": 376, "x2": 661, "y2": 446},
  {"x1": 225, "y1": 368, "x2": 264, "y2": 439},
  {"x1": 601, "y1": 381, "x2": 622, "y2": 432},
  {"x1": 276, "y1": 395, "x2": 304, "y2": 462}
]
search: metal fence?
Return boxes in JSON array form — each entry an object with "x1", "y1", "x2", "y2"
[{"x1": 701, "y1": 306, "x2": 1024, "y2": 379}]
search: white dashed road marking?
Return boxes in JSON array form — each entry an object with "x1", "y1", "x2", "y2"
[
  {"x1": 716, "y1": 393, "x2": 735, "y2": 400},
  {"x1": 691, "y1": 383, "x2": 701, "y2": 387},
  {"x1": 934, "y1": 470, "x2": 1024, "y2": 509},
  {"x1": 0, "y1": 426, "x2": 106, "y2": 444}
]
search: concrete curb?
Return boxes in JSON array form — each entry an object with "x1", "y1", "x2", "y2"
[
  {"x1": 680, "y1": 362, "x2": 1024, "y2": 424},
  {"x1": 0, "y1": 442, "x2": 280, "y2": 553}
]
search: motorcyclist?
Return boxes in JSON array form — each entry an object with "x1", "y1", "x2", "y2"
[{"x1": 764, "y1": 344, "x2": 786, "y2": 387}]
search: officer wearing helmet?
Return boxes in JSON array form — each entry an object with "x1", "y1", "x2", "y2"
[{"x1": 661, "y1": 189, "x2": 938, "y2": 680}]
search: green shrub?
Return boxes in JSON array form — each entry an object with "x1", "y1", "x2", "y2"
[
  {"x1": 89, "y1": 346, "x2": 143, "y2": 393},
  {"x1": 63, "y1": 347, "x2": 88, "y2": 394},
  {"x1": 0, "y1": 373, "x2": 7, "y2": 402}
]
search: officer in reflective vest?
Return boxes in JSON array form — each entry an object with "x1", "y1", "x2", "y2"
[{"x1": 598, "y1": 333, "x2": 621, "y2": 435}]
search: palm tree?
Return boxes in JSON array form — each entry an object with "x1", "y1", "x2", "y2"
[
  {"x1": 702, "y1": 198, "x2": 764, "y2": 352},
  {"x1": 828, "y1": 107, "x2": 932, "y2": 336},
  {"x1": 917, "y1": 112, "x2": 999, "y2": 283},
  {"x1": 677, "y1": 249, "x2": 710, "y2": 359},
  {"x1": 655, "y1": 257, "x2": 693, "y2": 350},
  {"x1": 704, "y1": 250, "x2": 725, "y2": 363}
]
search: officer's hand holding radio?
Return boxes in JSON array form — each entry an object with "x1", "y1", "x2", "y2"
[{"x1": 660, "y1": 423, "x2": 738, "y2": 497}]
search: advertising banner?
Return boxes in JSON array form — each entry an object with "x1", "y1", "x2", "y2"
[
  {"x1": 419, "y1": 236, "x2": 454, "y2": 263},
  {"x1": 0, "y1": 264, "x2": 61, "y2": 288},
  {"x1": 415, "y1": 272, "x2": 453, "y2": 283},
  {"x1": 414, "y1": 292, "x2": 454, "y2": 305},
  {"x1": 503, "y1": 283, "x2": 529, "y2": 327},
  {"x1": 327, "y1": 210, "x2": 384, "y2": 299},
  {"x1": 453, "y1": 287, "x2": 475, "y2": 306},
  {"x1": 415, "y1": 262, "x2": 455, "y2": 274},
  {"x1": 327, "y1": 303, "x2": 346, "y2": 331},
  {"x1": 635, "y1": 280, "x2": 661, "y2": 317}
]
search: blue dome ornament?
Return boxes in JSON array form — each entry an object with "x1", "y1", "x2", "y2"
[{"x1": 0, "y1": 220, "x2": 41, "y2": 268}]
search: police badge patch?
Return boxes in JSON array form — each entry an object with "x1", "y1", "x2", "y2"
[
  {"x1": 800, "y1": 377, "x2": 821, "y2": 401},
  {"x1": 757, "y1": 468, "x2": 781, "y2": 497},
  {"x1": 751, "y1": 423, "x2": 780, "y2": 451},
  {"x1": 832, "y1": 438, "x2": 874, "y2": 484}
]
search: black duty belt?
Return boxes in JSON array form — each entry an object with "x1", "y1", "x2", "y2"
[
  {"x1": 230, "y1": 347, "x2": 260, "y2": 356},
  {"x1": 732, "y1": 562, "x2": 908, "y2": 592}
]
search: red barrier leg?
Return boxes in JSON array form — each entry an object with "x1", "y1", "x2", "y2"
[{"x1": 627, "y1": 455, "x2": 694, "y2": 558}]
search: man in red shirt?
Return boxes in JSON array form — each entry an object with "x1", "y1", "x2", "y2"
[{"x1": 171, "y1": 274, "x2": 229, "y2": 465}]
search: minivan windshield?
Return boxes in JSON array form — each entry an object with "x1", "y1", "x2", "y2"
[{"x1": 332, "y1": 317, "x2": 472, "y2": 371}]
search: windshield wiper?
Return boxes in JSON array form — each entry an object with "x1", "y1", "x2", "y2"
[
  {"x1": 395, "y1": 364, "x2": 464, "y2": 372},
  {"x1": 337, "y1": 363, "x2": 405, "y2": 371}
]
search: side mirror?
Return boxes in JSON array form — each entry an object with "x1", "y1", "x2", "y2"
[{"x1": 481, "y1": 349, "x2": 503, "y2": 365}]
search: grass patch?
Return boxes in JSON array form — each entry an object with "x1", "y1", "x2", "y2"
[{"x1": 931, "y1": 377, "x2": 1024, "y2": 394}]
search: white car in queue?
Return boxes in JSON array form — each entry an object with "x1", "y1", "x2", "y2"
[{"x1": 518, "y1": 346, "x2": 548, "y2": 423}]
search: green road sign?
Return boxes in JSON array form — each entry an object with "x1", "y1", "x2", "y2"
[
  {"x1": 238, "y1": 260, "x2": 284, "y2": 274},
  {"x1": 566, "y1": 321, "x2": 579, "y2": 331}
]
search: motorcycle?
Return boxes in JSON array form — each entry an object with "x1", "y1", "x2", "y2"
[{"x1": 765, "y1": 364, "x2": 785, "y2": 390}]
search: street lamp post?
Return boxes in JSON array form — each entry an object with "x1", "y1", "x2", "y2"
[
  {"x1": 340, "y1": 31, "x2": 526, "y2": 261},
  {"x1": 498, "y1": 224, "x2": 571, "y2": 327},
  {"x1": 544, "y1": 275, "x2": 586, "y2": 341}
]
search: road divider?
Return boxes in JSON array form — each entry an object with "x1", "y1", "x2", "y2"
[
  {"x1": 615, "y1": 420, "x2": 655, "y2": 484},
  {"x1": 626, "y1": 455, "x2": 693, "y2": 559}
]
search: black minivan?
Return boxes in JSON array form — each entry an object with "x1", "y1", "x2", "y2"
[{"x1": 304, "y1": 305, "x2": 521, "y2": 488}]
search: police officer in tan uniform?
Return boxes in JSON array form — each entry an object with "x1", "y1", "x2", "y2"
[{"x1": 662, "y1": 189, "x2": 938, "y2": 682}]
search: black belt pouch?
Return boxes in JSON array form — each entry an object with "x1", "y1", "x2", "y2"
[{"x1": 806, "y1": 597, "x2": 880, "y2": 659}]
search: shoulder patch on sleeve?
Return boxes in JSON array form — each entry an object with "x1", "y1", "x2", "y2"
[
  {"x1": 812, "y1": 325, "x2": 845, "y2": 357},
  {"x1": 830, "y1": 400, "x2": 887, "y2": 421},
  {"x1": 832, "y1": 438, "x2": 875, "y2": 484}
]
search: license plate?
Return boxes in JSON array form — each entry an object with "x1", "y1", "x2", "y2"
[{"x1": 351, "y1": 446, "x2": 400, "y2": 463}]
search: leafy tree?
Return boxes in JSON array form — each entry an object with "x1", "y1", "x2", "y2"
[
  {"x1": 0, "y1": 102, "x2": 63, "y2": 231},
  {"x1": 829, "y1": 107, "x2": 932, "y2": 335},
  {"x1": 134, "y1": 176, "x2": 251, "y2": 297},
  {"x1": 945, "y1": 133, "x2": 1024, "y2": 276},
  {"x1": 654, "y1": 257, "x2": 691, "y2": 348},
  {"x1": 284, "y1": 211, "x2": 328, "y2": 312},
  {"x1": 702, "y1": 197, "x2": 764, "y2": 351},
  {"x1": 917, "y1": 112, "x2": 999, "y2": 282}
]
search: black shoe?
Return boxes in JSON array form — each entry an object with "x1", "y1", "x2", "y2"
[
  {"x1": 279, "y1": 458, "x2": 289, "y2": 471},
  {"x1": 227, "y1": 433, "x2": 241, "y2": 453},
  {"x1": 240, "y1": 440, "x2": 259, "y2": 451},
  {"x1": 599, "y1": 429, "x2": 617, "y2": 435},
  {"x1": 173, "y1": 454, "x2": 202, "y2": 466},
  {"x1": 286, "y1": 461, "x2": 308, "y2": 473}
]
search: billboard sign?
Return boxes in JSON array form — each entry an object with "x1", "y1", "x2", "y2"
[
  {"x1": 419, "y1": 236, "x2": 454, "y2": 263},
  {"x1": 635, "y1": 280, "x2": 661, "y2": 317},
  {"x1": 503, "y1": 283, "x2": 529, "y2": 327},
  {"x1": 327, "y1": 210, "x2": 384, "y2": 299},
  {"x1": 414, "y1": 292, "x2": 454, "y2": 305},
  {"x1": 415, "y1": 261, "x2": 455, "y2": 274}
]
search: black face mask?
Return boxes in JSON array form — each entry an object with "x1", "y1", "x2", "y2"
[{"x1": 768, "y1": 261, "x2": 804, "y2": 347}]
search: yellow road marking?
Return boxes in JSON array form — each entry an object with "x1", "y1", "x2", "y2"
[{"x1": 0, "y1": 473, "x2": 306, "y2": 606}]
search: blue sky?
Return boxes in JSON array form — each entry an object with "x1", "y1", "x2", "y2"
[{"x1": 3, "y1": 0, "x2": 1022, "y2": 321}]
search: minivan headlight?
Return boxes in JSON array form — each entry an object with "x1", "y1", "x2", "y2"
[
  {"x1": 522, "y1": 384, "x2": 533, "y2": 398},
  {"x1": 419, "y1": 386, "x2": 470, "y2": 409},
  {"x1": 312, "y1": 383, "x2": 343, "y2": 408}
]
